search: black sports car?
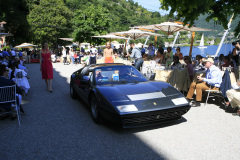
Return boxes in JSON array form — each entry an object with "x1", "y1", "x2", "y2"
[{"x1": 70, "y1": 63, "x2": 191, "y2": 128}]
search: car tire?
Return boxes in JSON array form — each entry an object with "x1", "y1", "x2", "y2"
[
  {"x1": 90, "y1": 94, "x2": 102, "y2": 124},
  {"x1": 70, "y1": 83, "x2": 77, "y2": 99}
]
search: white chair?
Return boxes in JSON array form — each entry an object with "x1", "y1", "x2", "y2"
[
  {"x1": 205, "y1": 86, "x2": 222, "y2": 106},
  {"x1": 204, "y1": 68, "x2": 231, "y2": 106},
  {"x1": 0, "y1": 85, "x2": 21, "y2": 126}
]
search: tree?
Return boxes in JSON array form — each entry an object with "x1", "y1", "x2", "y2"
[
  {"x1": 0, "y1": 0, "x2": 30, "y2": 46},
  {"x1": 160, "y1": 0, "x2": 240, "y2": 37},
  {"x1": 72, "y1": 4, "x2": 111, "y2": 44},
  {"x1": 27, "y1": 0, "x2": 72, "y2": 47}
]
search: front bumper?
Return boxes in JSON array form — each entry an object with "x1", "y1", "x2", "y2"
[{"x1": 120, "y1": 105, "x2": 190, "y2": 128}]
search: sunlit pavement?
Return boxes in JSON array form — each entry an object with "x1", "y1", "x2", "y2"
[{"x1": 0, "y1": 62, "x2": 240, "y2": 160}]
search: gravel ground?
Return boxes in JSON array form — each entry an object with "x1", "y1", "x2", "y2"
[{"x1": 0, "y1": 63, "x2": 240, "y2": 160}]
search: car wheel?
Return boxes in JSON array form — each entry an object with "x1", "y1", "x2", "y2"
[
  {"x1": 70, "y1": 83, "x2": 77, "y2": 99},
  {"x1": 90, "y1": 94, "x2": 102, "y2": 124}
]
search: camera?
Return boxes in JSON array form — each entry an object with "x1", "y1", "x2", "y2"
[{"x1": 232, "y1": 40, "x2": 239, "y2": 46}]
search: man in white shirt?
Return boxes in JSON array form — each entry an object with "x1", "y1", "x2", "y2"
[
  {"x1": 225, "y1": 80, "x2": 240, "y2": 114},
  {"x1": 91, "y1": 45, "x2": 97, "y2": 54},
  {"x1": 11, "y1": 49, "x2": 16, "y2": 59}
]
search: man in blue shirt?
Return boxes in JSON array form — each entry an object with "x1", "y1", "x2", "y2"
[
  {"x1": 2, "y1": 49, "x2": 9, "y2": 57},
  {"x1": 147, "y1": 43, "x2": 155, "y2": 60},
  {"x1": 128, "y1": 42, "x2": 143, "y2": 71},
  {"x1": 187, "y1": 58, "x2": 222, "y2": 107},
  {"x1": 141, "y1": 45, "x2": 145, "y2": 57}
]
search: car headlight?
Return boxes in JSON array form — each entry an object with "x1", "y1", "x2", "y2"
[{"x1": 116, "y1": 104, "x2": 138, "y2": 113}]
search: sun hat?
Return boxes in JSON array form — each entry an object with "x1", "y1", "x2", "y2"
[{"x1": 202, "y1": 57, "x2": 214, "y2": 63}]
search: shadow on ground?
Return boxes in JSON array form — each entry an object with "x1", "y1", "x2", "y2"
[{"x1": 0, "y1": 63, "x2": 182, "y2": 160}]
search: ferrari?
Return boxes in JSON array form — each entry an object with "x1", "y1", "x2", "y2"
[{"x1": 70, "y1": 63, "x2": 191, "y2": 128}]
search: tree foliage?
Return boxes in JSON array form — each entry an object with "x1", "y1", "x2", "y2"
[
  {"x1": 0, "y1": 0, "x2": 30, "y2": 46},
  {"x1": 27, "y1": 0, "x2": 72, "y2": 46},
  {"x1": 160, "y1": 0, "x2": 240, "y2": 37},
  {"x1": 72, "y1": 4, "x2": 111, "y2": 44}
]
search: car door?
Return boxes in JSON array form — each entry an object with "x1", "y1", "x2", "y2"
[
  {"x1": 78, "y1": 67, "x2": 92, "y2": 100},
  {"x1": 72, "y1": 67, "x2": 85, "y2": 96}
]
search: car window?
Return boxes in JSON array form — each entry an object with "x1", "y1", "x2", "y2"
[{"x1": 95, "y1": 66, "x2": 147, "y2": 84}]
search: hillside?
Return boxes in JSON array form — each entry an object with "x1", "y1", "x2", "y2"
[
  {"x1": 194, "y1": 14, "x2": 240, "y2": 37},
  {"x1": 64, "y1": 0, "x2": 169, "y2": 33}
]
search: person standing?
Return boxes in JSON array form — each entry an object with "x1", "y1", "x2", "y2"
[
  {"x1": 141, "y1": 45, "x2": 146, "y2": 57},
  {"x1": 27, "y1": 49, "x2": 31, "y2": 64},
  {"x1": 128, "y1": 42, "x2": 143, "y2": 71},
  {"x1": 2, "y1": 49, "x2": 9, "y2": 58},
  {"x1": 11, "y1": 49, "x2": 16, "y2": 59},
  {"x1": 147, "y1": 43, "x2": 155, "y2": 60},
  {"x1": 40, "y1": 42, "x2": 53, "y2": 93},
  {"x1": 62, "y1": 47, "x2": 67, "y2": 65},
  {"x1": 69, "y1": 48, "x2": 75, "y2": 65},
  {"x1": 104, "y1": 42, "x2": 114, "y2": 63}
]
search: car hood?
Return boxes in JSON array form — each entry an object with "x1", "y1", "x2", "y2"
[{"x1": 96, "y1": 82, "x2": 189, "y2": 113}]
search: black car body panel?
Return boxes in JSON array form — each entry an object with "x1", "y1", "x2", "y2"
[{"x1": 70, "y1": 63, "x2": 191, "y2": 128}]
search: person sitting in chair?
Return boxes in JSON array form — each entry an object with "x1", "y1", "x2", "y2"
[
  {"x1": 186, "y1": 58, "x2": 222, "y2": 107},
  {"x1": 225, "y1": 80, "x2": 240, "y2": 114},
  {"x1": 0, "y1": 64, "x2": 23, "y2": 119}
]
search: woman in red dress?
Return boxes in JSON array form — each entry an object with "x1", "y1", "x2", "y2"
[{"x1": 40, "y1": 42, "x2": 53, "y2": 92}]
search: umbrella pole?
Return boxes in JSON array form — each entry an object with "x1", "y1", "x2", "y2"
[
  {"x1": 189, "y1": 31, "x2": 195, "y2": 57},
  {"x1": 154, "y1": 36, "x2": 157, "y2": 48}
]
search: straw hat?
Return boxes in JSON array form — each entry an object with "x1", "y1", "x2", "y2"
[{"x1": 202, "y1": 57, "x2": 214, "y2": 63}]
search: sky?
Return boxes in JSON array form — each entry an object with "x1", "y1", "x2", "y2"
[{"x1": 133, "y1": 0, "x2": 170, "y2": 15}]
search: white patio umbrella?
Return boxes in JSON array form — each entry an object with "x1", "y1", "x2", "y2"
[
  {"x1": 92, "y1": 34, "x2": 128, "y2": 41},
  {"x1": 112, "y1": 29, "x2": 164, "y2": 40},
  {"x1": 14, "y1": 43, "x2": 37, "y2": 48},
  {"x1": 134, "y1": 22, "x2": 214, "y2": 36},
  {"x1": 134, "y1": 22, "x2": 215, "y2": 56},
  {"x1": 59, "y1": 38, "x2": 74, "y2": 41}
]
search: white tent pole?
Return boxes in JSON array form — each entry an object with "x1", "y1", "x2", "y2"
[
  {"x1": 126, "y1": 37, "x2": 130, "y2": 45},
  {"x1": 144, "y1": 36, "x2": 150, "y2": 46},
  {"x1": 171, "y1": 31, "x2": 180, "y2": 48},
  {"x1": 214, "y1": 14, "x2": 234, "y2": 58}
]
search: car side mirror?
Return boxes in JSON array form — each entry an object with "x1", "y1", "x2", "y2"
[{"x1": 83, "y1": 76, "x2": 90, "y2": 81}]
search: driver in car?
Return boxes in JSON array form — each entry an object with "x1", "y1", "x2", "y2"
[{"x1": 96, "y1": 69, "x2": 103, "y2": 82}]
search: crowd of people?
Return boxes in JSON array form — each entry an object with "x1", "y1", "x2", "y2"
[
  {"x1": 0, "y1": 48, "x2": 30, "y2": 120},
  {"x1": 1, "y1": 40, "x2": 240, "y2": 121}
]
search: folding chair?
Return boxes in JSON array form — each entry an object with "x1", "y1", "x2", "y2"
[
  {"x1": 0, "y1": 85, "x2": 21, "y2": 126},
  {"x1": 204, "y1": 86, "x2": 222, "y2": 106}
]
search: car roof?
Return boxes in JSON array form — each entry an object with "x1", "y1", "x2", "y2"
[
  {"x1": 88, "y1": 63, "x2": 126, "y2": 71},
  {"x1": 89, "y1": 63, "x2": 125, "y2": 68}
]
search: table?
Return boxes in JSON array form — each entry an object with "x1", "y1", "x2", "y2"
[
  {"x1": 155, "y1": 68, "x2": 191, "y2": 92},
  {"x1": 155, "y1": 70, "x2": 172, "y2": 82}
]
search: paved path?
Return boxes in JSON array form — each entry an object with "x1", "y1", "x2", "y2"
[{"x1": 1, "y1": 63, "x2": 240, "y2": 160}]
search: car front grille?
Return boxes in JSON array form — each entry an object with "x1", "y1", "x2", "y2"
[{"x1": 121, "y1": 108, "x2": 190, "y2": 125}]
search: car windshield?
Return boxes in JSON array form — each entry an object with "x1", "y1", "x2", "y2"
[{"x1": 95, "y1": 65, "x2": 147, "y2": 85}]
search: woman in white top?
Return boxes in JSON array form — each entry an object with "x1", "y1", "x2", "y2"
[{"x1": 62, "y1": 47, "x2": 67, "y2": 65}]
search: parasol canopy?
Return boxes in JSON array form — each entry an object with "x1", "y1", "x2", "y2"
[
  {"x1": 134, "y1": 22, "x2": 214, "y2": 36},
  {"x1": 14, "y1": 43, "x2": 37, "y2": 48},
  {"x1": 112, "y1": 29, "x2": 164, "y2": 40},
  {"x1": 59, "y1": 38, "x2": 74, "y2": 41},
  {"x1": 91, "y1": 34, "x2": 128, "y2": 40}
]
